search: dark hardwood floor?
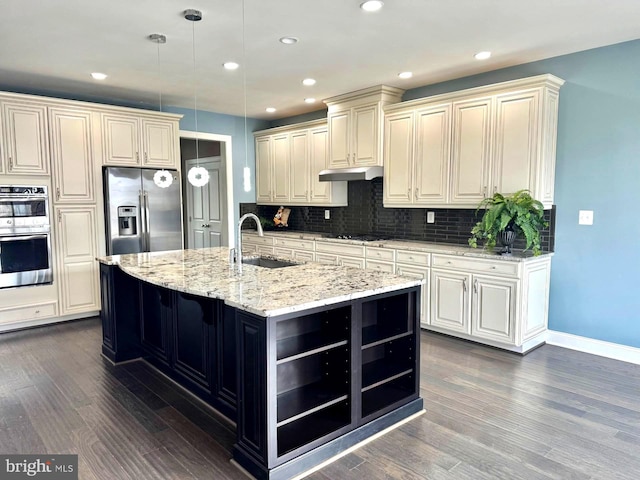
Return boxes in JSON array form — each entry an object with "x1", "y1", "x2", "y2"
[{"x1": 1, "y1": 317, "x2": 639, "y2": 479}]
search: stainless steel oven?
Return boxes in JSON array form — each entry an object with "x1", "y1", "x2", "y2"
[{"x1": 0, "y1": 186, "x2": 52, "y2": 289}]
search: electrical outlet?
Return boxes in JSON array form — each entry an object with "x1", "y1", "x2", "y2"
[
  {"x1": 427, "y1": 211, "x2": 435, "y2": 224},
  {"x1": 578, "y1": 210, "x2": 593, "y2": 225},
  {"x1": 324, "y1": 209, "x2": 330, "y2": 220}
]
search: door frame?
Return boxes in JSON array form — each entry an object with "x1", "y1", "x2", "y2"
[{"x1": 179, "y1": 130, "x2": 234, "y2": 247}]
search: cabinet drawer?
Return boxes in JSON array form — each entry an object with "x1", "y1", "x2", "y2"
[
  {"x1": 292, "y1": 250, "x2": 315, "y2": 262},
  {"x1": 243, "y1": 234, "x2": 274, "y2": 246},
  {"x1": 316, "y1": 241, "x2": 365, "y2": 257},
  {"x1": 338, "y1": 256, "x2": 365, "y2": 269},
  {"x1": 256, "y1": 245, "x2": 275, "y2": 256},
  {"x1": 396, "y1": 250, "x2": 430, "y2": 266},
  {"x1": 0, "y1": 302, "x2": 57, "y2": 324},
  {"x1": 316, "y1": 253, "x2": 338, "y2": 265},
  {"x1": 432, "y1": 254, "x2": 519, "y2": 277},
  {"x1": 365, "y1": 260, "x2": 395, "y2": 273},
  {"x1": 365, "y1": 247, "x2": 395, "y2": 262},
  {"x1": 274, "y1": 247, "x2": 294, "y2": 259},
  {"x1": 273, "y1": 237, "x2": 315, "y2": 250}
]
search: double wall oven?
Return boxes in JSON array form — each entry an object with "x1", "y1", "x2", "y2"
[{"x1": 0, "y1": 185, "x2": 53, "y2": 289}]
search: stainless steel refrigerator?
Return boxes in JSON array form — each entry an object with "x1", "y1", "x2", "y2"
[{"x1": 103, "y1": 167, "x2": 183, "y2": 255}]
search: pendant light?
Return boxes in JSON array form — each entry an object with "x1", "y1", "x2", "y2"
[
  {"x1": 149, "y1": 33, "x2": 174, "y2": 189},
  {"x1": 185, "y1": 8, "x2": 210, "y2": 188}
]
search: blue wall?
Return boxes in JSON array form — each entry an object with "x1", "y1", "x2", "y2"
[
  {"x1": 163, "y1": 107, "x2": 269, "y2": 228},
  {"x1": 406, "y1": 39, "x2": 640, "y2": 348}
]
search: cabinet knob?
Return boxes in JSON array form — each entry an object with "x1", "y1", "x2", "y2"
[
  {"x1": 474, "y1": 279, "x2": 478, "y2": 293},
  {"x1": 8, "y1": 157, "x2": 13, "y2": 170},
  {"x1": 415, "y1": 188, "x2": 418, "y2": 200},
  {"x1": 483, "y1": 186, "x2": 488, "y2": 197},
  {"x1": 35, "y1": 309, "x2": 40, "y2": 314},
  {"x1": 490, "y1": 266, "x2": 496, "y2": 270},
  {"x1": 56, "y1": 187, "x2": 60, "y2": 200},
  {"x1": 463, "y1": 278, "x2": 467, "y2": 292},
  {"x1": 136, "y1": 152, "x2": 139, "y2": 161}
]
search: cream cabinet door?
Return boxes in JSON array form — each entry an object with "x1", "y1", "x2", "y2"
[
  {"x1": 55, "y1": 206, "x2": 100, "y2": 315},
  {"x1": 255, "y1": 136, "x2": 273, "y2": 203},
  {"x1": 352, "y1": 104, "x2": 378, "y2": 166},
  {"x1": 471, "y1": 275, "x2": 517, "y2": 344},
  {"x1": 430, "y1": 269, "x2": 471, "y2": 333},
  {"x1": 142, "y1": 118, "x2": 176, "y2": 168},
  {"x1": 101, "y1": 113, "x2": 140, "y2": 166},
  {"x1": 450, "y1": 98, "x2": 492, "y2": 205},
  {"x1": 309, "y1": 127, "x2": 332, "y2": 203},
  {"x1": 492, "y1": 90, "x2": 540, "y2": 196},
  {"x1": 49, "y1": 107, "x2": 95, "y2": 203},
  {"x1": 272, "y1": 133, "x2": 290, "y2": 202},
  {"x1": 1, "y1": 102, "x2": 50, "y2": 175},
  {"x1": 290, "y1": 130, "x2": 309, "y2": 202},
  {"x1": 328, "y1": 110, "x2": 350, "y2": 168},
  {"x1": 415, "y1": 104, "x2": 451, "y2": 204},
  {"x1": 383, "y1": 111, "x2": 414, "y2": 205},
  {"x1": 396, "y1": 264, "x2": 430, "y2": 326}
]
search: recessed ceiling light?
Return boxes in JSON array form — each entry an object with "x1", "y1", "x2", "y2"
[
  {"x1": 302, "y1": 78, "x2": 316, "y2": 86},
  {"x1": 304, "y1": 98, "x2": 316, "y2": 104},
  {"x1": 223, "y1": 62, "x2": 239, "y2": 70},
  {"x1": 360, "y1": 1, "x2": 384, "y2": 12},
  {"x1": 265, "y1": 107, "x2": 277, "y2": 113},
  {"x1": 474, "y1": 51, "x2": 492, "y2": 60},
  {"x1": 398, "y1": 72, "x2": 413, "y2": 79},
  {"x1": 91, "y1": 72, "x2": 107, "y2": 80},
  {"x1": 279, "y1": 36, "x2": 298, "y2": 45}
]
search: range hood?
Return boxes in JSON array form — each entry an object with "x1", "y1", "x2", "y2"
[{"x1": 318, "y1": 166, "x2": 383, "y2": 182}]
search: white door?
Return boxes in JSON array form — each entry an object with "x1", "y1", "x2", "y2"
[
  {"x1": 450, "y1": 98, "x2": 492, "y2": 205},
  {"x1": 415, "y1": 104, "x2": 451, "y2": 204},
  {"x1": 352, "y1": 104, "x2": 378, "y2": 166},
  {"x1": 309, "y1": 127, "x2": 332, "y2": 203},
  {"x1": 185, "y1": 157, "x2": 227, "y2": 248},
  {"x1": 471, "y1": 275, "x2": 517, "y2": 343},
  {"x1": 430, "y1": 269, "x2": 471, "y2": 333},
  {"x1": 328, "y1": 109, "x2": 350, "y2": 168},
  {"x1": 290, "y1": 130, "x2": 309, "y2": 202},
  {"x1": 492, "y1": 90, "x2": 540, "y2": 196},
  {"x1": 142, "y1": 118, "x2": 177, "y2": 168},
  {"x1": 272, "y1": 133, "x2": 290, "y2": 202},
  {"x1": 1, "y1": 102, "x2": 50, "y2": 175},
  {"x1": 383, "y1": 111, "x2": 414, "y2": 205},
  {"x1": 102, "y1": 113, "x2": 140, "y2": 166},
  {"x1": 255, "y1": 136, "x2": 272, "y2": 203}
]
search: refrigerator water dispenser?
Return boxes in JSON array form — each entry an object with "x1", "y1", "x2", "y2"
[{"x1": 117, "y1": 206, "x2": 137, "y2": 236}]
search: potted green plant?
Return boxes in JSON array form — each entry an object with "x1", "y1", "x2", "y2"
[{"x1": 468, "y1": 189, "x2": 548, "y2": 256}]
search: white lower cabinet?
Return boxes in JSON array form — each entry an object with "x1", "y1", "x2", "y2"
[
  {"x1": 471, "y1": 275, "x2": 517, "y2": 344},
  {"x1": 430, "y1": 270, "x2": 471, "y2": 334},
  {"x1": 54, "y1": 206, "x2": 100, "y2": 315}
]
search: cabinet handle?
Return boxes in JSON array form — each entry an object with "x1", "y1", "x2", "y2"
[
  {"x1": 494, "y1": 186, "x2": 497, "y2": 194},
  {"x1": 35, "y1": 309, "x2": 40, "y2": 314},
  {"x1": 490, "y1": 266, "x2": 496, "y2": 270},
  {"x1": 57, "y1": 210, "x2": 62, "y2": 222},
  {"x1": 483, "y1": 186, "x2": 487, "y2": 197},
  {"x1": 56, "y1": 187, "x2": 60, "y2": 200},
  {"x1": 144, "y1": 152, "x2": 148, "y2": 162},
  {"x1": 407, "y1": 188, "x2": 411, "y2": 198},
  {"x1": 463, "y1": 278, "x2": 467, "y2": 292},
  {"x1": 474, "y1": 279, "x2": 478, "y2": 294},
  {"x1": 415, "y1": 188, "x2": 418, "y2": 200},
  {"x1": 8, "y1": 157, "x2": 12, "y2": 171},
  {"x1": 136, "y1": 152, "x2": 139, "y2": 161}
]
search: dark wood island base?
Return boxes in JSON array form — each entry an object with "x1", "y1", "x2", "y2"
[{"x1": 99, "y1": 263, "x2": 424, "y2": 479}]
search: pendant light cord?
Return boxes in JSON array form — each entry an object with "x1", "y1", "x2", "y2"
[
  {"x1": 192, "y1": 19, "x2": 200, "y2": 165},
  {"x1": 242, "y1": 0, "x2": 248, "y2": 170},
  {"x1": 156, "y1": 41, "x2": 163, "y2": 112}
]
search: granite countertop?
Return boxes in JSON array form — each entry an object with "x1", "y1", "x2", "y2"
[
  {"x1": 97, "y1": 248, "x2": 422, "y2": 318},
  {"x1": 249, "y1": 229, "x2": 553, "y2": 261}
]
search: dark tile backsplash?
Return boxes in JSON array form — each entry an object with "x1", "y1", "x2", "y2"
[{"x1": 241, "y1": 178, "x2": 555, "y2": 252}]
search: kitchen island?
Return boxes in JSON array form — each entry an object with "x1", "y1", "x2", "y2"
[{"x1": 97, "y1": 248, "x2": 424, "y2": 480}]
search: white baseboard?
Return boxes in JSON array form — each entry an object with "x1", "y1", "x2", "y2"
[{"x1": 546, "y1": 330, "x2": 640, "y2": 366}]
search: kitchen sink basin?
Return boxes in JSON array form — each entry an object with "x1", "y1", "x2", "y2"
[{"x1": 241, "y1": 256, "x2": 298, "y2": 269}]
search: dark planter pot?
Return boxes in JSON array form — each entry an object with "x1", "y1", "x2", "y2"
[{"x1": 499, "y1": 223, "x2": 517, "y2": 255}]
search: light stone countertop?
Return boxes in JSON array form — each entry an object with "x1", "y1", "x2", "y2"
[
  {"x1": 247, "y1": 229, "x2": 553, "y2": 262},
  {"x1": 97, "y1": 248, "x2": 422, "y2": 318}
]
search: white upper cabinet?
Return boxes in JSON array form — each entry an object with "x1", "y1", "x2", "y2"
[
  {"x1": 254, "y1": 120, "x2": 347, "y2": 207},
  {"x1": 383, "y1": 103, "x2": 452, "y2": 207},
  {"x1": 450, "y1": 97, "x2": 492, "y2": 205},
  {"x1": 102, "y1": 112, "x2": 179, "y2": 169},
  {"x1": 325, "y1": 85, "x2": 404, "y2": 169},
  {"x1": 49, "y1": 106, "x2": 95, "y2": 204},
  {"x1": 0, "y1": 100, "x2": 50, "y2": 175},
  {"x1": 383, "y1": 74, "x2": 564, "y2": 208}
]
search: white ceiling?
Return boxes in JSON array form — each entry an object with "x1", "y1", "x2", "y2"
[{"x1": 1, "y1": 0, "x2": 639, "y2": 119}]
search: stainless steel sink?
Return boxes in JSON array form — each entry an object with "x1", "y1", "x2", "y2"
[{"x1": 241, "y1": 256, "x2": 298, "y2": 269}]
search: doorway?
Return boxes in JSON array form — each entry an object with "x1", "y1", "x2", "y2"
[{"x1": 180, "y1": 131, "x2": 234, "y2": 248}]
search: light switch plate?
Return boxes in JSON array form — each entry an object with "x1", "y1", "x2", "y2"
[
  {"x1": 578, "y1": 210, "x2": 593, "y2": 225},
  {"x1": 427, "y1": 211, "x2": 435, "y2": 224},
  {"x1": 324, "y1": 209, "x2": 330, "y2": 220}
]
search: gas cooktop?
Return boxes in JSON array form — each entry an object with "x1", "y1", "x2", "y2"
[{"x1": 324, "y1": 234, "x2": 390, "y2": 242}]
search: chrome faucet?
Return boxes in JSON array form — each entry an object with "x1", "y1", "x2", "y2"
[{"x1": 231, "y1": 213, "x2": 264, "y2": 273}]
